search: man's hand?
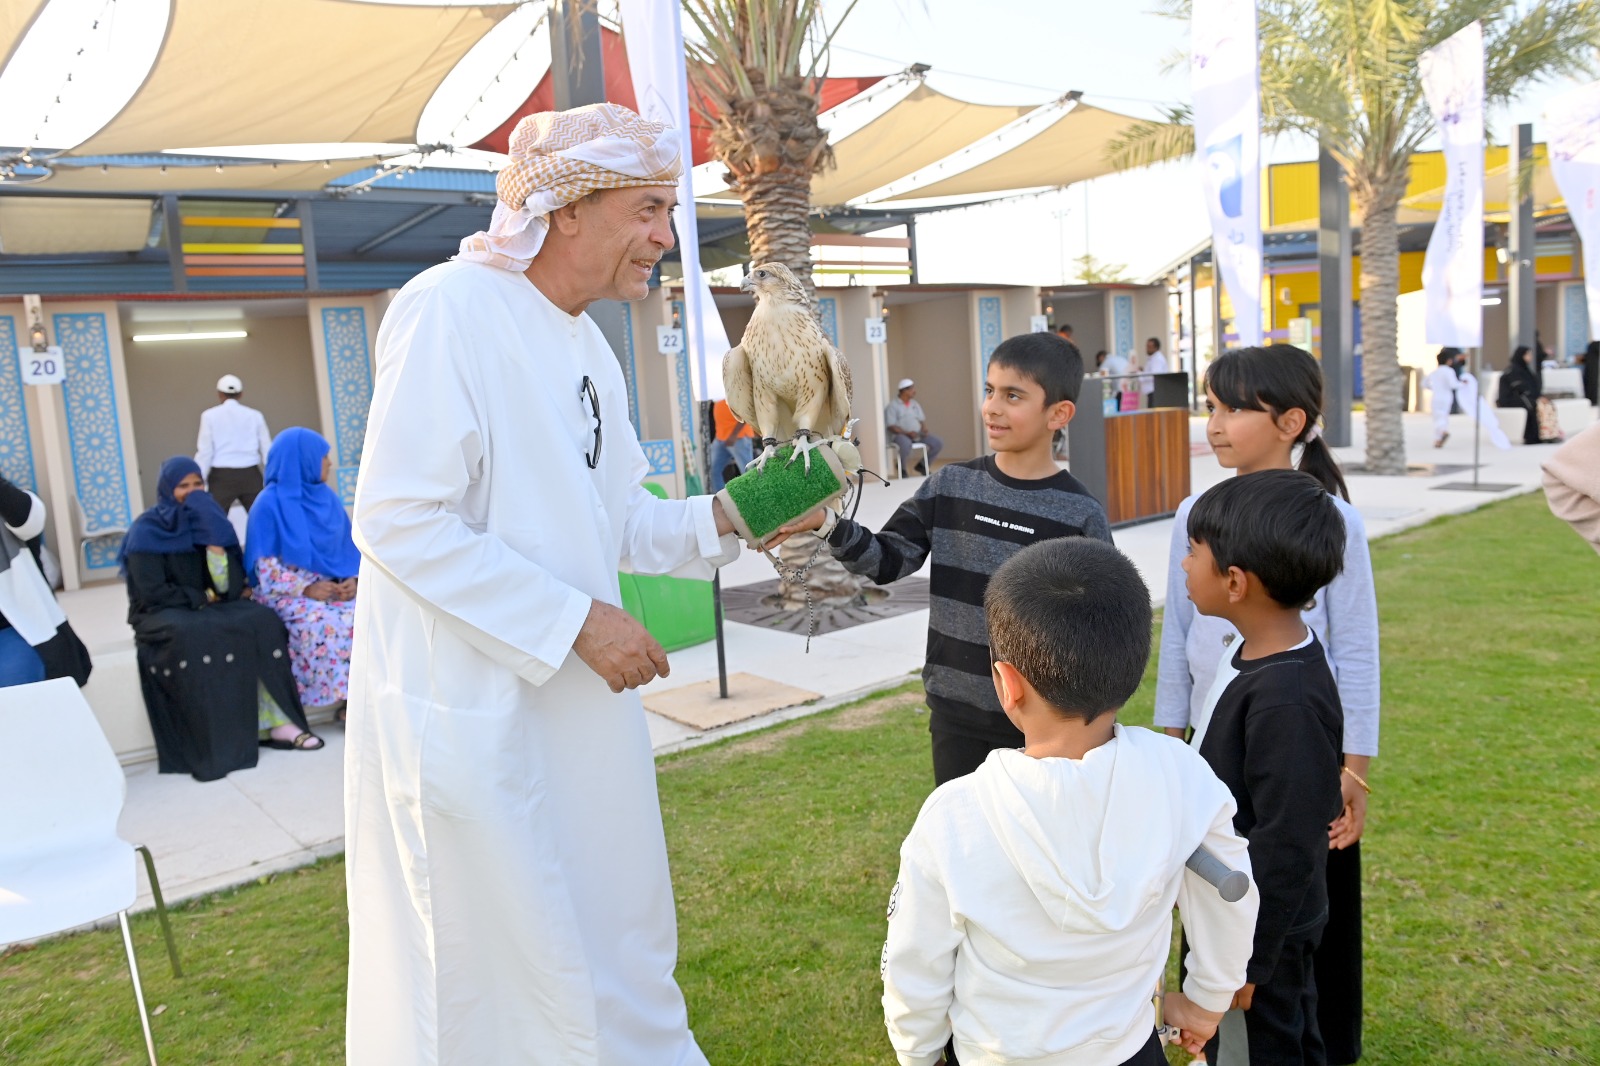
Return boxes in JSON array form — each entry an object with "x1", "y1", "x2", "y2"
[
  {"x1": 1162, "y1": 992, "x2": 1225, "y2": 1054},
  {"x1": 1230, "y1": 983, "x2": 1255, "y2": 1011},
  {"x1": 1329, "y1": 756, "x2": 1371, "y2": 849},
  {"x1": 572, "y1": 600, "x2": 670, "y2": 693},
  {"x1": 712, "y1": 496, "x2": 735, "y2": 538},
  {"x1": 1162, "y1": 726, "x2": 1187, "y2": 740}
]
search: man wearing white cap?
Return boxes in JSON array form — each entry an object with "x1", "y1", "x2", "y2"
[
  {"x1": 346, "y1": 103, "x2": 743, "y2": 1066},
  {"x1": 886, "y1": 377, "x2": 943, "y2": 475},
  {"x1": 195, "y1": 373, "x2": 272, "y2": 511}
]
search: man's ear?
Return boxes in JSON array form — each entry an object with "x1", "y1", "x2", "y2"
[
  {"x1": 992, "y1": 661, "x2": 1028, "y2": 712},
  {"x1": 1224, "y1": 565, "x2": 1250, "y2": 604},
  {"x1": 548, "y1": 200, "x2": 584, "y2": 236},
  {"x1": 1047, "y1": 399, "x2": 1076, "y2": 431}
]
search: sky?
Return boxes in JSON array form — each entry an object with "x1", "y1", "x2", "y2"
[{"x1": 0, "y1": 0, "x2": 1592, "y2": 285}]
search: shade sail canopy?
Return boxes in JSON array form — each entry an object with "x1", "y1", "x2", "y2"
[
  {"x1": 810, "y1": 83, "x2": 1033, "y2": 207},
  {"x1": 864, "y1": 99, "x2": 1161, "y2": 203},
  {"x1": 0, "y1": 2, "x2": 45, "y2": 67},
  {"x1": 0, "y1": 196, "x2": 153, "y2": 254},
  {"x1": 73, "y1": 0, "x2": 516, "y2": 155},
  {"x1": 30, "y1": 159, "x2": 371, "y2": 193}
]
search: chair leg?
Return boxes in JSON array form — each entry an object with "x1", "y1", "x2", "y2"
[
  {"x1": 136, "y1": 845, "x2": 182, "y2": 978},
  {"x1": 118, "y1": 911, "x2": 161, "y2": 1066}
]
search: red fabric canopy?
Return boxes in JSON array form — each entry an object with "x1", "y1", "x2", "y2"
[{"x1": 471, "y1": 27, "x2": 883, "y2": 168}]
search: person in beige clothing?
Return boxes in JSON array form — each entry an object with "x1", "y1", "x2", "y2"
[{"x1": 1542, "y1": 421, "x2": 1600, "y2": 554}]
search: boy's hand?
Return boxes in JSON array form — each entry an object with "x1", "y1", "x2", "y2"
[
  {"x1": 1162, "y1": 726, "x2": 1187, "y2": 740},
  {"x1": 764, "y1": 506, "x2": 828, "y2": 549},
  {"x1": 1230, "y1": 983, "x2": 1255, "y2": 1011},
  {"x1": 1162, "y1": 992, "x2": 1224, "y2": 1054}
]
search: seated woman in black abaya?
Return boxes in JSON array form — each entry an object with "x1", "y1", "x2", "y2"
[{"x1": 123, "y1": 457, "x2": 322, "y2": 782}]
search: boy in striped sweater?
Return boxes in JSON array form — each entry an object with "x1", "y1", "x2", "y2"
[{"x1": 778, "y1": 333, "x2": 1112, "y2": 784}]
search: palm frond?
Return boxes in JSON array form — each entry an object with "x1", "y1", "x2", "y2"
[{"x1": 1106, "y1": 107, "x2": 1196, "y2": 171}]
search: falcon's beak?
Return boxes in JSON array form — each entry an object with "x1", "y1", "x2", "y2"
[{"x1": 740, "y1": 274, "x2": 756, "y2": 293}]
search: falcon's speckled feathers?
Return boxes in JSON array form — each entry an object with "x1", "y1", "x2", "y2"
[{"x1": 722, "y1": 263, "x2": 853, "y2": 470}]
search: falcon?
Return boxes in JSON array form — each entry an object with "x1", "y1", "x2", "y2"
[{"x1": 722, "y1": 263, "x2": 854, "y2": 472}]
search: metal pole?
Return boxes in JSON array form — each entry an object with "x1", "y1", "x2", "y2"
[
  {"x1": 1470, "y1": 347, "x2": 1481, "y2": 489},
  {"x1": 906, "y1": 215, "x2": 920, "y2": 284},
  {"x1": 549, "y1": 0, "x2": 604, "y2": 110},
  {"x1": 1189, "y1": 253, "x2": 1201, "y2": 410},
  {"x1": 1211, "y1": 243, "x2": 1225, "y2": 363},
  {"x1": 1318, "y1": 143, "x2": 1354, "y2": 446},
  {"x1": 1508, "y1": 123, "x2": 1537, "y2": 361},
  {"x1": 702, "y1": 401, "x2": 729, "y2": 699}
]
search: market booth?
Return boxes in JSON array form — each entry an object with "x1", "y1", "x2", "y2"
[{"x1": 1067, "y1": 372, "x2": 1190, "y2": 526}]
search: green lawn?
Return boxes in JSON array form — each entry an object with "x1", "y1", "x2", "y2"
[{"x1": 3, "y1": 493, "x2": 1596, "y2": 1064}]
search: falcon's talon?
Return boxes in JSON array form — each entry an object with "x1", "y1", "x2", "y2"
[
  {"x1": 786, "y1": 432, "x2": 823, "y2": 474},
  {"x1": 749, "y1": 442, "x2": 780, "y2": 473}
]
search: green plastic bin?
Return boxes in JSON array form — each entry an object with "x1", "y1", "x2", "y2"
[{"x1": 616, "y1": 483, "x2": 717, "y2": 652}]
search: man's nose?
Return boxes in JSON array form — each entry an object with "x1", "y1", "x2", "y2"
[{"x1": 655, "y1": 214, "x2": 677, "y2": 252}]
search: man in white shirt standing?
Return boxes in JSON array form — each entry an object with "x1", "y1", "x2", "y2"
[
  {"x1": 1142, "y1": 337, "x2": 1170, "y2": 407},
  {"x1": 885, "y1": 378, "x2": 943, "y2": 476},
  {"x1": 196, "y1": 374, "x2": 273, "y2": 511}
]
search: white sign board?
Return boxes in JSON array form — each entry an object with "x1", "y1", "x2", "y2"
[
  {"x1": 18, "y1": 346, "x2": 64, "y2": 386},
  {"x1": 1030, "y1": 314, "x2": 1050, "y2": 333},
  {"x1": 864, "y1": 317, "x2": 887, "y2": 345},
  {"x1": 656, "y1": 326, "x2": 685, "y2": 356},
  {"x1": 1288, "y1": 317, "x2": 1314, "y2": 352}
]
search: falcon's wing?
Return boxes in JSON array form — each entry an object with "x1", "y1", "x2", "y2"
[
  {"x1": 722, "y1": 343, "x2": 757, "y2": 429},
  {"x1": 825, "y1": 343, "x2": 853, "y2": 437}
]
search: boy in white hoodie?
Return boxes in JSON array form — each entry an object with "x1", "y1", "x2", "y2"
[{"x1": 881, "y1": 538, "x2": 1259, "y2": 1066}]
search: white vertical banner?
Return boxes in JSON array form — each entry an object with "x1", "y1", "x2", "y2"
[
  {"x1": 1545, "y1": 80, "x2": 1600, "y2": 343},
  {"x1": 619, "y1": 0, "x2": 729, "y2": 401},
  {"x1": 1418, "y1": 21, "x2": 1485, "y2": 347},
  {"x1": 1192, "y1": 0, "x2": 1263, "y2": 347}
]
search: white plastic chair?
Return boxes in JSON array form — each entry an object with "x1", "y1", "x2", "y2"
[
  {"x1": 0, "y1": 678, "x2": 181, "y2": 1066},
  {"x1": 73, "y1": 495, "x2": 130, "y2": 571},
  {"x1": 890, "y1": 440, "x2": 931, "y2": 478}
]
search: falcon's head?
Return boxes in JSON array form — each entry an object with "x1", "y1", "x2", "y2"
[{"x1": 740, "y1": 262, "x2": 808, "y2": 305}]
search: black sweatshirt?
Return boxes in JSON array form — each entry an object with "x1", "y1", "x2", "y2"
[
  {"x1": 827, "y1": 455, "x2": 1112, "y2": 740},
  {"x1": 1197, "y1": 634, "x2": 1344, "y2": 984}
]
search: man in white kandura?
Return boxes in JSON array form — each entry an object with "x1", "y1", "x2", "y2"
[{"x1": 345, "y1": 103, "x2": 742, "y2": 1066}]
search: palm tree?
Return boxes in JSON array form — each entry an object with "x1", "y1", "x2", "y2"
[
  {"x1": 682, "y1": 0, "x2": 867, "y2": 608},
  {"x1": 1110, "y1": 0, "x2": 1600, "y2": 475}
]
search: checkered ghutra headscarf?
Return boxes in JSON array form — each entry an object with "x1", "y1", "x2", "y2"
[{"x1": 456, "y1": 102, "x2": 682, "y2": 271}]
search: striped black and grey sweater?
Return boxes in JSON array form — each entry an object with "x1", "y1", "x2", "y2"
[{"x1": 827, "y1": 455, "x2": 1113, "y2": 739}]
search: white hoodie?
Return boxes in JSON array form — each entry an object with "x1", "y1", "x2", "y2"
[{"x1": 881, "y1": 725, "x2": 1258, "y2": 1066}]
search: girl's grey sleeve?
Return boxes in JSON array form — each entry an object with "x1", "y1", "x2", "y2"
[{"x1": 1327, "y1": 506, "x2": 1381, "y2": 757}]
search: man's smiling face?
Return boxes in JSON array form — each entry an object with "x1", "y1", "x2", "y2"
[{"x1": 579, "y1": 186, "x2": 678, "y2": 302}]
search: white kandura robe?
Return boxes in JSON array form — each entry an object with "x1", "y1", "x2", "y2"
[{"x1": 346, "y1": 260, "x2": 737, "y2": 1066}]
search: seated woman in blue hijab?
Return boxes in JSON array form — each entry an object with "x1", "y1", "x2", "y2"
[
  {"x1": 247, "y1": 428, "x2": 361, "y2": 719},
  {"x1": 123, "y1": 457, "x2": 321, "y2": 782}
]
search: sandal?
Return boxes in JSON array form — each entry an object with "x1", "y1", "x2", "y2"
[{"x1": 262, "y1": 731, "x2": 324, "y2": 751}]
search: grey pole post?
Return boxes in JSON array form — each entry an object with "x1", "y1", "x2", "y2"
[
  {"x1": 1509, "y1": 123, "x2": 1537, "y2": 360},
  {"x1": 1318, "y1": 143, "x2": 1354, "y2": 446},
  {"x1": 1211, "y1": 243, "x2": 1225, "y2": 363},
  {"x1": 1188, "y1": 253, "x2": 1201, "y2": 410},
  {"x1": 550, "y1": 0, "x2": 605, "y2": 109},
  {"x1": 1470, "y1": 347, "x2": 1481, "y2": 488}
]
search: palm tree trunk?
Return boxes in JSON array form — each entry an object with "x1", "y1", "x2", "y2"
[
  {"x1": 1353, "y1": 181, "x2": 1409, "y2": 476},
  {"x1": 736, "y1": 166, "x2": 818, "y2": 305}
]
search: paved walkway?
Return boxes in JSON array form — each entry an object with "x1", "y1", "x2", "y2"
[{"x1": 111, "y1": 409, "x2": 1587, "y2": 911}]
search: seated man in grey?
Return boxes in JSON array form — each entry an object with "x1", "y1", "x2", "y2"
[{"x1": 886, "y1": 378, "x2": 943, "y2": 475}]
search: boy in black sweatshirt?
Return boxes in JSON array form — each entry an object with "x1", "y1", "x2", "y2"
[{"x1": 1179, "y1": 469, "x2": 1346, "y2": 1065}]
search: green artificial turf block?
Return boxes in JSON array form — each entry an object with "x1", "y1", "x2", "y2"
[{"x1": 717, "y1": 442, "x2": 847, "y2": 543}]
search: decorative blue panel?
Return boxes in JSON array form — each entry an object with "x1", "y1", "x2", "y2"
[
  {"x1": 620, "y1": 303, "x2": 640, "y2": 435},
  {"x1": 0, "y1": 316, "x2": 38, "y2": 492},
  {"x1": 640, "y1": 438, "x2": 676, "y2": 475},
  {"x1": 1112, "y1": 293, "x2": 1134, "y2": 360},
  {"x1": 320, "y1": 307, "x2": 375, "y2": 506},
  {"x1": 1564, "y1": 283, "x2": 1591, "y2": 358},
  {"x1": 55, "y1": 312, "x2": 131, "y2": 570},
  {"x1": 670, "y1": 300, "x2": 696, "y2": 444},
  {"x1": 817, "y1": 296, "x2": 839, "y2": 347},
  {"x1": 978, "y1": 296, "x2": 1003, "y2": 374}
]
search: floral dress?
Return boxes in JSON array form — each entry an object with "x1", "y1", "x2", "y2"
[{"x1": 253, "y1": 556, "x2": 355, "y2": 706}]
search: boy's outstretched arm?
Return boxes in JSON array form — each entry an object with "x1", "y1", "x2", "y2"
[
  {"x1": 881, "y1": 847, "x2": 961, "y2": 1066},
  {"x1": 773, "y1": 478, "x2": 938, "y2": 585}
]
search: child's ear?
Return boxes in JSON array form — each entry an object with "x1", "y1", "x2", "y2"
[
  {"x1": 1224, "y1": 565, "x2": 1250, "y2": 603},
  {"x1": 992, "y1": 661, "x2": 1027, "y2": 711},
  {"x1": 1275, "y1": 406, "x2": 1308, "y2": 441},
  {"x1": 1046, "y1": 399, "x2": 1076, "y2": 431}
]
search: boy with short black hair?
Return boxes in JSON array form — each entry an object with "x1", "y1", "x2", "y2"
[
  {"x1": 777, "y1": 333, "x2": 1112, "y2": 784},
  {"x1": 1180, "y1": 469, "x2": 1347, "y2": 1065},
  {"x1": 881, "y1": 538, "x2": 1258, "y2": 1066}
]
